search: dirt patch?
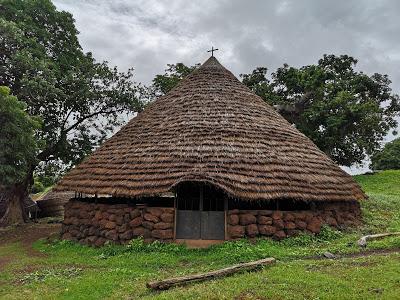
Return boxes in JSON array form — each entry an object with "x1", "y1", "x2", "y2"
[
  {"x1": 0, "y1": 222, "x2": 61, "y2": 256},
  {"x1": 0, "y1": 255, "x2": 15, "y2": 272}
]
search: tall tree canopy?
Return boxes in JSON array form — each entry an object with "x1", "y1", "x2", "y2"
[
  {"x1": 370, "y1": 137, "x2": 400, "y2": 170},
  {"x1": 241, "y1": 55, "x2": 400, "y2": 166},
  {"x1": 151, "y1": 55, "x2": 399, "y2": 166},
  {"x1": 0, "y1": 0, "x2": 142, "y2": 224},
  {"x1": 0, "y1": 86, "x2": 41, "y2": 224},
  {"x1": 1, "y1": 0, "x2": 142, "y2": 174}
]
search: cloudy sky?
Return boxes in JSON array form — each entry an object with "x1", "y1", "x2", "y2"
[{"x1": 54, "y1": 0, "x2": 399, "y2": 173}]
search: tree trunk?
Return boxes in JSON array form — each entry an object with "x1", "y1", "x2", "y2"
[
  {"x1": 0, "y1": 183, "x2": 28, "y2": 226},
  {"x1": 0, "y1": 166, "x2": 34, "y2": 227}
]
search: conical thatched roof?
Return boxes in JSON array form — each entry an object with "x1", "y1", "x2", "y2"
[{"x1": 55, "y1": 57, "x2": 365, "y2": 202}]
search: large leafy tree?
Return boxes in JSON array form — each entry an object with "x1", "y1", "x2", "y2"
[
  {"x1": 241, "y1": 55, "x2": 400, "y2": 166},
  {"x1": 0, "y1": 86, "x2": 41, "y2": 225},
  {"x1": 0, "y1": 0, "x2": 142, "y2": 223},
  {"x1": 370, "y1": 138, "x2": 400, "y2": 170}
]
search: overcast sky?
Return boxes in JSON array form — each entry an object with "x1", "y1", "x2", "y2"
[{"x1": 54, "y1": 0, "x2": 400, "y2": 173}]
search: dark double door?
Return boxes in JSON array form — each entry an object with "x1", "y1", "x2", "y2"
[{"x1": 176, "y1": 183, "x2": 226, "y2": 240}]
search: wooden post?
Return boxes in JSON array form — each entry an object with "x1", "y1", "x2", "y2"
[{"x1": 173, "y1": 192, "x2": 177, "y2": 240}]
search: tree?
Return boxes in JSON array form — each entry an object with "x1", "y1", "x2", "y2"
[
  {"x1": 241, "y1": 55, "x2": 400, "y2": 166},
  {"x1": 370, "y1": 138, "x2": 400, "y2": 170},
  {"x1": 0, "y1": 0, "x2": 142, "y2": 223},
  {"x1": 151, "y1": 63, "x2": 199, "y2": 97},
  {"x1": 0, "y1": 86, "x2": 41, "y2": 225}
]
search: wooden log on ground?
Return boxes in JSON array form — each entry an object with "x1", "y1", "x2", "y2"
[
  {"x1": 147, "y1": 257, "x2": 275, "y2": 290},
  {"x1": 357, "y1": 232, "x2": 400, "y2": 247}
]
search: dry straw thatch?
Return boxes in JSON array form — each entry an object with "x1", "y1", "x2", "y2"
[{"x1": 55, "y1": 57, "x2": 365, "y2": 202}]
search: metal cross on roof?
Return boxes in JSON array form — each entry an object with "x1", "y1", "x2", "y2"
[{"x1": 207, "y1": 46, "x2": 219, "y2": 57}]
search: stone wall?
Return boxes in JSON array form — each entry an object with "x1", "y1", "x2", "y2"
[
  {"x1": 62, "y1": 199, "x2": 361, "y2": 246},
  {"x1": 61, "y1": 199, "x2": 174, "y2": 246},
  {"x1": 227, "y1": 201, "x2": 361, "y2": 240}
]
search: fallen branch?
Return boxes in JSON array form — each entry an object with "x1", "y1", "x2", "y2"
[
  {"x1": 357, "y1": 232, "x2": 400, "y2": 247},
  {"x1": 146, "y1": 257, "x2": 275, "y2": 290}
]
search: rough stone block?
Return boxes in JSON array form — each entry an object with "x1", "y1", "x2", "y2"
[
  {"x1": 228, "y1": 225, "x2": 245, "y2": 238},
  {"x1": 228, "y1": 214, "x2": 239, "y2": 225},
  {"x1": 239, "y1": 214, "x2": 257, "y2": 225},
  {"x1": 246, "y1": 224, "x2": 259, "y2": 237},
  {"x1": 258, "y1": 215, "x2": 272, "y2": 225},
  {"x1": 144, "y1": 213, "x2": 159, "y2": 223}
]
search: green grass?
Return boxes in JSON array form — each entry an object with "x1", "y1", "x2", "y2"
[{"x1": 0, "y1": 170, "x2": 399, "y2": 299}]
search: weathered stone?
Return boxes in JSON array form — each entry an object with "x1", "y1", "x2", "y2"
[
  {"x1": 246, "y1": 224, "x2": 259, "y2": 237},
  {"x1": 144, "y1": 213, "x2": 159, "y2": 223},
  {"x1": 130, "y1": 209, "x2": 141, "y2": 219},
  {"x1": 142, "y1": 221, "x2": 154, "y2": 230},
  {"x1": 154, "y1": 222, "x2": 173, "y2": 230},
  {"x1": 295, "y1": 220, "x2": 307, "y2": 229},
  {"x1": 152, "y1": 229, "x2": 173, "y2": 239},
  {"x1": 119, "y1": 230, "x2": 133, "y2": 240},
  {"x1": 258, "y1": 210, "x2": 273, "y2": 216},
  {"x1": 258, "y1": 225, "x2": 276, "y2": 236},
  {"x1": 104, "y1": 221, "x2": 116, "y2": 230},
  {"x1": 273, "y1": 219, "x2": 285, "y2": 230},
  {"x1": 109, "y1": 214, "x2": 116, "y2": 222},
  {"x1": 272, "y1": 211, "x2": 283, "y2": 220},
  {"x1": 160, "y1": 213, "x2": 174, "y2": 223},
  {"x1": 228, "y1": 209, "x2": 240, "y2": 215},
  {"x1": 273, "y1": 230, "x2": 287, "y2": 240},
  {"x1": 94, "y1": 211, "x2": 103, "y2": 220},
  {"x1": 94, "y1": 237, "x2": 106, "y2": 247},
  {"x1": 146, "y1": 207, "x2": 163, "y2": 217},
  {"x1": 228, "y1": 214, "x2": 239, "y2": 225},
  {"x1": 228, "y1": 225, "x2": 245, "y2": 238},
  {"x1": 115, "y1": 224, "x2": 126, "y2": 233},
  {"x1": 123, "y1": 213, "x2": 131, "y2": 223},
  {"x1": 284, "y1": 221, "x2": 296, "y2": 230},
  {"x1": 258, "y1": 216, "x2": 272, "y2": 225},
  {"x1": 62, "y1": 232, "x2": 73, "y2": 240},
  {"x1": 239, "y1": 214, "x2": 257, "y2": 225},
  {"x1": 132, "y1": 227, "x2": 151, "y2": 238},
  {"x1": 129, "y1": 217, "x2": 142, "y2": 228},
  {"x1": 326, "y1": 216, "x2": 338, "y2": 227},
  {"x1": 307, "y1": 217, "x2": 322, "y2": 234},
  {"x1": 115, "y1": 215, "x2": 124, "y2": 226},
  {"x1": 105, "y1": 230, "x2": 118, "y2": 241},
  {"x1": 283, "y1": 213, "x2": 295, "y2": 222}
]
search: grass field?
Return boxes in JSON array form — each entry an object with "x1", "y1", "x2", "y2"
[{"x1": 0, "y1": 170, "x2": 399, "y2": 299}]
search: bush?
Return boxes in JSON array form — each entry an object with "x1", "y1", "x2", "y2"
[
  {"x1": 31, "y1": 180, "x2": 44, "y2": 194},
  {"x1": 371, "y1": 138, "x2": 400, "y2": 170}
]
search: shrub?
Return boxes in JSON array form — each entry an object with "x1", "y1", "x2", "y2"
[{"x1": 31, "y1": 180, "x2": 44, "y2": 194}]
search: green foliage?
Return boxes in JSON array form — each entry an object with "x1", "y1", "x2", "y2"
[
  {"x1": 240, "y1": 55, "x2": 400, "y2": 166},
  {"x1": 31, "y1": 179, "x2": 44, "y2": 194},
  {"x1": 370, "y1": 138, "x2": 400, "y2": 170},
  {"x1": 151, "y1": 63, "x2": 199, "y2": 97},
  {"x1": 0, "y1": 86, "x2": 41, "y2": 186},
  {"x1": 0, "y1": 0, "x2": 143, "y2": 181}
]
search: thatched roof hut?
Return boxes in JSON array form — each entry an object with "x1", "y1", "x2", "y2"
[
  {"x1": 56, "y1": 56, "x2": 364, "y2": 202},
  {"x1": 57, "y1": 56, "x2": 364, "y2": 246}
]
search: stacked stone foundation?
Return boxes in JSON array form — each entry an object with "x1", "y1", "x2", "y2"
[
  {"x1": 61, "y1": 199, "x2": 361, "y2": 246},
  {"x1": 61, "y1": 199, "x2": 174, "y2": 247},
  {"x1": 227, "y1": 201, "x2": 361, "y2": 240}
]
